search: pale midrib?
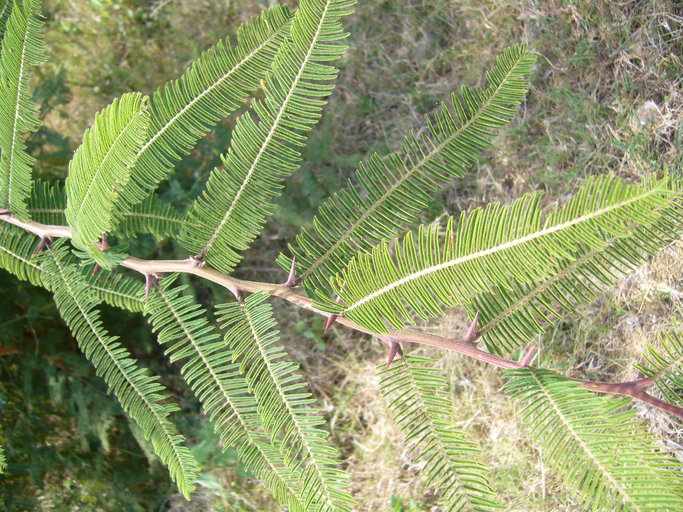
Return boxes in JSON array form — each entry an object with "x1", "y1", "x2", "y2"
[
  {"x1": 0, "y1": 241, "x2": 141, "y2": 305},
  {"x1": 158, "y1": 290, "x2": 303, "y2": 507},
  {"x1": 122, "y1": 210, "x2": 185, "y2": 225},
  {"x1": 200, "y1": 3, "x2": 330, "y2": 258},
  {"x1": 55, "y1": 256, "x2": 191, "y2": 481},
  {"x1": 401, "y1": 361, "x2": 479, "y2": 511},
  {"x1": 242, "y1": 302, "x2": 338, "y2": 508},
  {"x1": 0, "y1": 243, "x2": 43, "y2": 272},
  {"x1": 92, "y1": 284, "x2": 143, "y2": 305},
  {"x1": 27, "y1": 208, "x2": 192, "y2": 227},
  {"x1": 5, "y1": 15, "x2": 30, "y2": 209},
  {"x1": 300, "y1": 53, "x2": 527, "y2": 283},
  {"x1": 480, "y1": 245, "x2": 605, "y2": 337},
  {"x1": 532, "y1": 373, "x2": 642, "y2": 512},
  {"x1": 72, "y1": 112, "x2": 139, "y2": 225},
  {"x1": 345, "y1": 188, "x2": 662, "y2": 315},
  {"x1": 28, "y1": 208, "x2": 63, "y2": 214},
  {"x1": 136, "y1": 22, "x2": 288, "y2": 159}
]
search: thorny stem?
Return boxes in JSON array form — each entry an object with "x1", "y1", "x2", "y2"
[{"x1": 2, "y1": 210, "x2": 682, "y2": 420}]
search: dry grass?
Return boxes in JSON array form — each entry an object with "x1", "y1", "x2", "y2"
[{"x1": 31, "y1": 0, "x2": 683, "y2": 510}]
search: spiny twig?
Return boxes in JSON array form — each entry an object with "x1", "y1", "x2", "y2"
[{"x1": 3, "y1": 212, "x2": 683, "y2": 419}]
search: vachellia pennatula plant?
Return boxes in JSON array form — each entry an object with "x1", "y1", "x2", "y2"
[{"x1": 0, "y1": 0, "x2": 682, "y2": 510}]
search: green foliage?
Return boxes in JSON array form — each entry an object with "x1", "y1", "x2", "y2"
[
  {"x1": 27, "y1": 181, "x2": 186, "y2": 241},
  {"x1": 319, "y1": 174, "x2": 678, "y2": 333},
  {"x1": 0, "y1": 223, "x2": 45, "y2": 286},
  {"x1": 283, "y1": 45, "x2": 537, "y2": 295},
  {"x1": 179, "y1": 0, "x2": 355, "y2": 275},
  {"x1": 117, "y1": 193, "x2": 185, "y2": 240},
  {"x1": 64, "y1": 92, "x2": 149, "y2": 267},
  {"x1": 0, "y1": 221, "x2": 147, "y2": 311},
  {"x1": 27, "y1": 179, "x2": 66, "y2": 225},
  {"x1": 42, "y1": 242, "x2": 198, "y2": 498},
  {"x1": 84, "y1": 269, "x2": 146, "y2": 313},
  {"x1": 115, "y1": 4, "x2": 293, "y2": 213},
  {"x1": 468, "y1": 196, "x2": 683, "y2": 355},
  {"x1": 0, "y1": 0, "x2": 46, "y2": 220},
  {"x1": 0, "y1": 1, "x2": 12, "y2": 49},
  {"x1": 145, "y1": 276, "x2": 308, "y2": 509},
  {"x1": 636, "y1": 326, "x2": 683, "y2": 406},
  {"x1": 505, "y1": 368, "x2": 683, "y2": 511},
  {"x1": 0, "y1": 1, "x2": 682, "y2": 510},
  {"x1": 216, "y1": 292, "x2": 355, "y2": 511},
  {"x1": 379, "y1": 356, "x2": 501, "y2": 511}
]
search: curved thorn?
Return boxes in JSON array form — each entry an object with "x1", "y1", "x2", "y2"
[
  {"x1": 33, "y1": 235, "x2": 53, "y2": 255},
  {"x1": 386, "y1": 340, "x2": 403, "y2": 368},
  {"x1": 519, "y1": 343, "x2": 537, "y2": 366},
  {"x1": 284, "y1": 256, "x2": 299, "y2": 288},
  {"x1": 323, "y1": 293, "x2": 344, "y2": 334},
  {"x1": 145, "y1": 273, "x2": 155, "y2": 300},
  {"x1": 462, "y1": 312, "x2": 479, "y2": 344},
  {"x1": 323, "y1": 314, "x2": 337, "y2": 334}
]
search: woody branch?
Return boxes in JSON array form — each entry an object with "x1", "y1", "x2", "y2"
[{"x1": 2, "y1": 209, "x2": 682, "y2": 420}]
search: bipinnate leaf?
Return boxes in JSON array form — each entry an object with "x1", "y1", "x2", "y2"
[
  {"x1": 636, "y1": 324, "x2": 683, "y2": 406},
  {"x1": 505, "y1": 368, "x2": 683, "y2": 511},
  {"x1": 379, "y1": 356, "x2": 502, "y2": 512},
  {"x1": 42, "y1": 242, "x2": 198, "y2": 499},
  {"x1": 282, "y1": 45, "x2": 536, "y2": 295},
  {"x1": 0, "y1": 223, "x2": 147, "y2": 311},
  {"x1": 178, "y1": 0, "x2": 355, "y2": 275},
  {"x1": 116, "y1": 193, "x2": 186, "y2": 240},
  {"x1": 113, "y1": 5, "x2": 293, "y2": 212},
  {"x1": 0, "y1": 0, "x2": 12, "y2": 50},
  {"x1": 65, "y1": 92, "x2": 148, "y2": 266},
  {"x1": 0, "y1": 222, "x2": 45, "y2": 286},
  {"x1": 319, "y1": 174, "x2": 676, "y2": 333},
  {"x1": 27, "y1": 179, "x2": 66, "y2": 225},
  {"x1": 145, "y1": 277, "x2": 308, "y2": 511},
  {"x1": 216, "y1": 292, "x2": 355, "y2": 511},
  {"x1": 469, "y1": 194, "x2": 683, "y2": 355},
  {"x1": 0, "y1": 0, "x2": 46, "y2": 220},
  {"x1": 27, "y1": 180, "x2": 186, "y2": 240}
]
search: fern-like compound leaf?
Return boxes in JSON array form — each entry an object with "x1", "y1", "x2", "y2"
[
  {"x1": 505, "y1": 368, "x2": 683, "y2": 511},
  {"x1": 42, "y1": 242, "x2": 198, "y2": 498},
  {"x1": 0, "y1": 222, "x2": 45, "y2": 286},
  {"x1": 469, "y1": 196, "x2": 683, "y2": 354},
  {"x1": 65, "y1": 92, "x2": 148, "y2": 267},
  {"x1": 0, "y1": 223, "x2": 147, "y2": 311},
  {"x1": 114, "y1": 5, "x2": 293, "y2": 212},
  {"x1": 0, "y1": 0, "x2": 46, "y2": 220},
  {"x1": 379, "y1": 356, "x2": 501, "y2": 512},
  {"x1": 282, "y1": 45, "x2": 536, "y2": 295},
  {"x1": 116, "y1": 194, "x2": 186, "y2": 240},
  {"x1": 145, "y1": 278, "x2": 308, "y2": 511},
  {"x1": 216, "y1": 292, "x2": 355, "y2": 512},
  {"x1": 27, "y1": 179, "x2": 66, "y2": 225},
  {"x1": 320, "y1": 174, "x2": 676, "y2": 333},
  {"x1": 0, "y1": 0, "x2": 13, "y2": 50},
  {"x1": 636, "y1": 325, "x2": 683, "y2": 406},
  {"x1": 85, "y1": 270, "x2": 146, "y2": 313},
  {"x1": 28, "y1": 180, "x2": 186, "y2": 241},
  {"x1": 0, "y1": 443, "x2": 6, "y2": 473},
  {"x1": 179, "y1": 0, "x2": 355, "y2": 275}
]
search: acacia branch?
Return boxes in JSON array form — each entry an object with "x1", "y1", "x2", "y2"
[{"x1": 2, "y1": 210, "x2": 682, "y2": 419}]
